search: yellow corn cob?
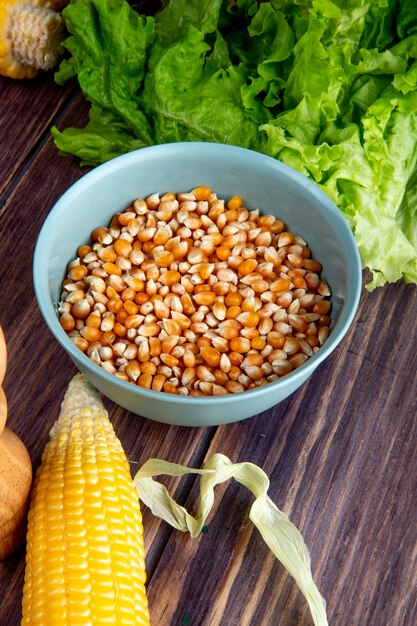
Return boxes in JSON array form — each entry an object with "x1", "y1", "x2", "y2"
[
  {"x1": 21, "y1": 374, "x2": 151, "y2": 625},
  {"x1": 0, "y1": 0, "x2": 64, "y2": 79}
]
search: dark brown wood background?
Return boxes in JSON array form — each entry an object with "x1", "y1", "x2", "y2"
[{"x1": 1, "y1": 69, "x2": 417, "y2": 626}]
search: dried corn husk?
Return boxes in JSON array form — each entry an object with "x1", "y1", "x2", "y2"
[{"x1": 134, "y1": 454, "x2": 328, "y2": 626}]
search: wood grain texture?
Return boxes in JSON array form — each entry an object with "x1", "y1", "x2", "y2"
[
  {"x1": 0, "y1": 75, "x2": 75, "y2": 200},
  {"x1": 1, "y1": 78, "x2": 417, "y2": 626}
]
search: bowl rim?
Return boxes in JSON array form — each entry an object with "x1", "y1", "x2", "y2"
[{"x1": 33, "y1": 142, "x2": 362, "y2": 405}]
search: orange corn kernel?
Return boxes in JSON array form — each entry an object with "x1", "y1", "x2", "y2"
[
  {"x1": 103, "y1": 262, "x2": 122, "y2": 276},
  {"x1": 101, "y1": 317, "x2": 115, "y2": 332},
  {"x1": 113, "y1": 322, "x2": 127, "y2": 338},
  {"x1": 160, "y1": 353, "x2": 179, "y2": 368},
  {"x1": 251, "y1": 336, "x2": 266, "y2": 350},
  {"x1": 200, "y1": 346, "x2": 221, "y2": 368},
  {"x1": 107, "y1": 298, "x2": 123, "y2": 314},
  {"x1": 225, "y1": 380, "x2": 245, "y2": 393},
  {"x1": 151, "y1": 374, "x2": 166, "y2": 391},
  {"x1": 134, "y1": 292, "x2": 149, "y2": 305},
  {"x1": 114, "y1": 238, "x2": 132, "y2": 257},
  {"x1": 270, "y1": 278, "x2": 291, "y2": 292},
  {"x1": 194, "y1": 291, "x2": 216, "y2": 306},
  {"x1": 138, "y1": 373, "x2": 153, "y2": 389},
  {"x1": 81, "y1": 326, "x2": 102, "y2": 342},
  {"x1": 99, "y1": 247, "x2": 117, "y2": 263},
  {"x1": 227, "y1": 196, "x2": 242, "y2": 211},
  {"x1": 225, "y1": 292, "x2": 242, "y2": 307},
  {"x1": 181, "y1": 293, "x2": 196, "y2": 315},
  {"x1": 68, "y1": 265, "x2": 88, "y2": 281},
  {"x1": 267, "y1": 331, "x2": 285, "y2": 349},
  {"x1": 164, "y1": 381, "x2": 179, "y2": 394},
  {"x1": 139, "y1": 322, "x2": 160, "y2": 337},
  {"x1": 217, "y1": 325, "x2": 240, "y2": 340},
  {"x1": 193, "y1": 186, "x2": 212, "y2": 201},
  {"x1": 212, "y1": 302, "x2": 227, "y2": 321},
  {"x1": 154, "y1": 250, "x2": 175, "y2": 268},
  {"x1": 85, "y1": 313, "x2": 101, "y2": 329},
  {"x1": 125, "y1": 315, "x2": 144, "y2": 329},
  {"x1": 226, "y1": 305, "x2": 241, "y2": 319},
  {"x1": 216, "y1": 246, "x2": 231, "y2": 261},
  {"x1": 229, "y1": 337, "x2": 251, "y2": 354},
  {"x1": 162, "y1": 319, "x2": 181, "y2": 336},
  {"x1": 101, "y1": 331, "x2": 116, "y2": 346},
  {"x1": 238, "y1": 259, "x2": 257, "y2": 276},
  {"x1": 237, "y1": 311, "x2": 260, "y2": 327},
  {"x1": 160, "y1": 270, "x2": 181, "y2": 286},
  {"x1": 140, "y1": 362, "x2": 157, "y2": 377},
  {"x1": 313, "y1": 300, "x2": 331, "y2": 315},
  {"x1": 71, "y1": 336, "x2": 89, "y2": 351},
  {"x1": 59, "y1": 313, "x2": 75, "y2": 332},
  {"x1": 125, "y1": 276, "x2": 145, "y2": 292},
  {"x1": 123, "y1": 300, "x2": 139, "y2": 315},
  {"x1": 77, "y1": 245, "x2": 92, "y2": 258},
  {"x1": 116, "y1": 309, "x2": 129, "y2": 324},
  {"x1": 121, "y1": 287, "x2": 136, "y2": 302},
  {"x1": 304, "y1": 258, "x2": 322, "y2": 272}
]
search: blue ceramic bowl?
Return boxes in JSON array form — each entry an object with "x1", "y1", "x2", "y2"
[{"x1": 33, "y1": 143, "x2": 362, "y2": 426}]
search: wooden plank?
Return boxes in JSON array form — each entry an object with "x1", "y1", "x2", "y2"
[
  {"x1": 145, "y1": 280, "x2": 417, "y2": 626},
  {"x1": 0, "y1": 76, "x2": 76, "y2": 197}
]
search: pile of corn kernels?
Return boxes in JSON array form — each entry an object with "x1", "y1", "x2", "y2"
[{"x1": 58, "y1": 187, "x2": 331, "y2": 396}]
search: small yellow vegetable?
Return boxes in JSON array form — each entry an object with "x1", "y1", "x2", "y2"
[
  {"x1": 0, "y1": 324, "x2": 33, "y2": 561},
  {"x1": 0, "y1": 417, "x2": 33, "y2": 560},
  {"x1": 21, "y1": 374, "x2": 150, "y2": 625},
  {"x1": 0, "y1": 324, "x2": 6, "y2": 384},
  {"x1": 0, "y1": 0, "x2": 65, "y2": 79}
]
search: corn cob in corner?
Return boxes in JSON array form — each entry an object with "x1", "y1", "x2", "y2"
[
  {"x1": 21, "y1": 374, "x2": 150, "y2": 625},
  {"x1": 0, "y1": 0, "x2": 65, "y2": 78}
]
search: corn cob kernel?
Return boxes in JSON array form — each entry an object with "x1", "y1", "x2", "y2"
[
  {"x1": 0, "y1": 0, "x2": 64, "y2": 79},
  {"x1": 21, "y1": 374, "x2": 150, "y2": 625}
]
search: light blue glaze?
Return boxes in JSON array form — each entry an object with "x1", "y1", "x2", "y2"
[{"x1": 33, "y1": 143, "x2": 362, "y2": 426}]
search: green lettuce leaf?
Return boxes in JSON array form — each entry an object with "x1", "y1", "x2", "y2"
[
  {"x1": 262, "y1": 82, "x2": 417, "y2": 288},
  {"x1": 54, "y1": 0, "x2": 155, "y2": 146},
  {"x1": 397, "y1": 162, "x2": 417, "y2": 284},
  {"x1": 52, "y1": 106, "x2": 146, "y2": 166},
  {"x1": 239, "y1": 3, "x2": 294, "y2": 109},
  {"x1": 398, "y1": 0, "x2": 417, "y2": 38},
  {"x1": 154, "y1": 0, "x2": 226, "y2": 46},
  {"x1": 142, "y1": 26, "x2": 270, "y2": 149}
]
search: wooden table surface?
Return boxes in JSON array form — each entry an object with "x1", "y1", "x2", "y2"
[{"x1": 1, "y1": 72, "x2": 417, "y2": 626}]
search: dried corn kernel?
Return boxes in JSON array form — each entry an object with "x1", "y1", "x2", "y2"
[{"x1": 60, "y1": 188, "x2": 331, "y2": 395}]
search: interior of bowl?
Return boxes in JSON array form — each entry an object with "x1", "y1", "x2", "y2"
[{"x1": 34, "y1": 142, "x2": 362, "y2": 407}]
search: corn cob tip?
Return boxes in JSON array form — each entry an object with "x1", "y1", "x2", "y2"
[
  {"x1": 0, "y1": 0, "x2": 65, "y2": 79},
  {"x1": 49, "y1": 373, "x2": 104, "y2": 438}
]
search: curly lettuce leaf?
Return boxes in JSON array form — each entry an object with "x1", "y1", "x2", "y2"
[
  {"x1": 398, "y1": 0, "x2": 417, "y2": 38},
  {"x1": 154, "y1": 0, "x2": 226, "y2": 46},
  {"x1": 262, "y1": 82, "x2": 417, "y2": 288},
  {"x1": 52, "y1": 106, "x2": 146, "y2": 166},
  {"x1": 238, "y1": 3, "x2": 294, "y2": 109},
  {"x1": 142, "y1": 26, "x2": 270, "y2": 150},
  {"x1": 396, "y1": 162, "x2": 417, "y2": 285},
  {"x1": 54, "y1": 0, "x2": 155, "y2": 147}
]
